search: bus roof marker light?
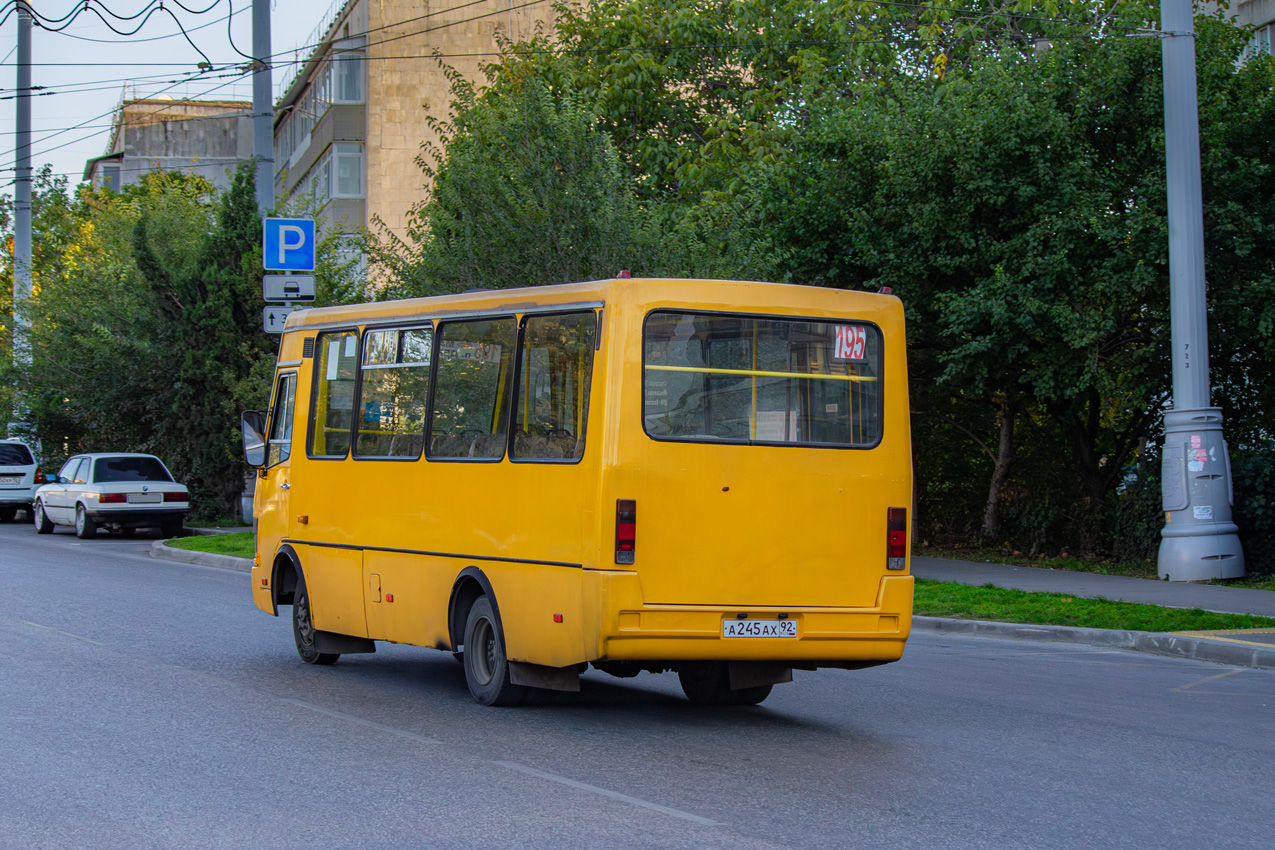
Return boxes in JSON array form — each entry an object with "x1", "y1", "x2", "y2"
[
  {"x1": 617, "y1": 270, "x2": 631, "y2": 278},
  {"x1": 615, "y1": 499, "x2": 636, "y2": 564}
]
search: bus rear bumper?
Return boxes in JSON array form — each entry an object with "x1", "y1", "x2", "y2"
[{"x1": 593, "y1": 574, "x2": 914, "y2": 664}]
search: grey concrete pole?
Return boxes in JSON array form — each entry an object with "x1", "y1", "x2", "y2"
[
  {"x1": 1157, "y1": 0, "x2": 1244, "y2": 580},
  {"x1": 252, "y1": 0, "x2": 275, "y2": 213},
  {"x1": 9, "y1": 5, "x2": 33, "y2": 438}
]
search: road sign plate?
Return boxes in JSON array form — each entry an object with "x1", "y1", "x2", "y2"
[
  {"x1": 263, "y1": 218, "x2": 316, "y2": 271},
  {"x1": 263, "y1": 304, "x2": 302, "y2": 334},
  {"x1": 263, "y1": 274, "x2": 316, "y2": 302}
]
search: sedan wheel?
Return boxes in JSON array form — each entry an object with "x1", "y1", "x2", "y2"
[
  {"x1": 33, "y1": 501, "x2": 54, "y2": 534},
  {"x1": 75, "y1": 504, "x2": 97, "y2": 539}
]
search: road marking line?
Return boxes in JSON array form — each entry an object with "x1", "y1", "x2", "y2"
[
  {"x1": 1172, "y1": 635, "x2": 1275, "y2": 648},
  {"x1": 493, "y1": 760, "x2": 722, "y2": 826},
  {"x1": 277, "y1": 698, "x2": 718, "y2": 825},
  {"x1": 21, "y1": 621, "x2": 103, "y2": 646},
  {"x1": 279, "y1": 698, "x2": 442, "y2": 745},
  {"x1": 1172, "y1": 668, "x2": 1245, "y2": 693}
]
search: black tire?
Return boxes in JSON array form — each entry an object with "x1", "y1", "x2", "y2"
[
  {"x1": 161, "y1": 519, "x2": 182, "y2": 538},
  {"x1": 0, "y1": 506, "x2": 16, "y2": 523},
  {"x1": 33, "y1": 500, "x2": 53, "y2": 534},
  {"x1": 462, "y1": 596, "x2": 525, "y2": 706},
  {"x1": 678, "y1": 662, "x2": 773, "y2": 706},
  {"x1": 74, "y1": 505, "x2": 97, "y2": 539},
  {"x1": 292, "y1": 587, "x2": 339, "y2": 666}
]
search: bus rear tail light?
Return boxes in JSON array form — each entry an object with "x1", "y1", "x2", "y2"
[
  {"x1": 101, "y1": 493, "x2": 127, "y2": 504},
  {"x1": 615, "y1": 499, "x2": 636, "y2": 564},
  {"x1": 164, "y1": 491, "x2": 188, "y2": 502},
  {"x1": 887, "y1": 507, "x2": 907, "y2": 570}
]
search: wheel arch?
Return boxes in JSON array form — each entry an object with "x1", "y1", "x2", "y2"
[
  {"x1": 271, "y1": 544, "x2": 304, "y2": 611},
  {"x1": 448, "y1": 566, "x2": 502, "y2": 653}
]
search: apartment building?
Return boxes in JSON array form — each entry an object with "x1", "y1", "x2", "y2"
[
  {"x1": 272, "y1": 0, "x2": 556, "y2": 240},
  {"x1": 1238, "y1": 0, "x2": 1275, "y2": 52},
  {"x1": 83, "y1": 97, "x2": 253, "y2": 192}
]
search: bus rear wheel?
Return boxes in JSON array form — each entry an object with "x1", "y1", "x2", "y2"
[
  {"x1": 293, "y1": 588, "x2": 339, "y2": 666},
  {"x1": 462, "y1": 596, "x2": 525, "y2": 706},
  {"x1": 678, "y1": 662, "x2": 773, "y2": 706}
]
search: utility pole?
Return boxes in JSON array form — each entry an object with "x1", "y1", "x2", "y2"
[
  {"x1": 1157, "y1": 0, "x2": 1244, "y2": 580},
  {"x1": 9, "y1": 4, "x2": 33, "y2": 438},
  {"x1": 252, "y1": 0, "x2": 274, "y2": 213}
]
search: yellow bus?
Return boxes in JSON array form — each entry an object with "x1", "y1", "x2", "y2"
[{"x1": 241, "y1": 277, "x2": 913, "y2": 706}]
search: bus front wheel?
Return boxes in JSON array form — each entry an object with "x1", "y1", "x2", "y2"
[
  {"x1": 293, "y1": 588, "x2": 339, "y2": 666},
  {"x1": 462, "y1": 596, "x2": 525, "y2": 706},
  {"x1": 678, "y1": 662, "x2": 772, "y2": 706}
]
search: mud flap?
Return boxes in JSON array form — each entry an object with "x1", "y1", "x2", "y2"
[
  {"x1": 728, "y1": 662, "x2": 793, "y2": 690},
  {"x1": 509, "y1": 661, "x2": 586, "y2": 692}
]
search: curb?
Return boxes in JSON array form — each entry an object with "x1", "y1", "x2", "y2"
[
  {"x1": 914, "y1": 616, "x2": 1275, "y2": 671},
  {"x1": 150, "y1": 539, "x2": 252, "y2": 573},
  {"x1": 144, "y1": 545, "x2": 1275, "y2": 671}
]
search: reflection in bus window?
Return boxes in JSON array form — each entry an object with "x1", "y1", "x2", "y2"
[
  {"x1": 428, "y1": 318, "x2": 516, "y2": 459},
  {"x1": 267, "y1": 372, "x2": 297, "y2": 467},
  {"x1": 355, "y1": 327, "x2": 432, "y2": 458},
  {"x1": 643, "y1": 312, "x2": 882, "y2": 446},
  {"x1": 513, "y1": 312, "x2": 596, "y2": 461},
  {"x1": 309, "y1": 331, "x2": 359, "y2": 457}
]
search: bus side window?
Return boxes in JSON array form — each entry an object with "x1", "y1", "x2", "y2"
[
  {"x1": 267, "y1": 372, "x2": 297, "y2": 467},
  {"x1": 512, "y1": 312, "x2": 597, "y2": 461},
  {"x1": 427, "y1": 318, "x2": 517, "y2": 460},
  {"x1": 355, "y1": 326, "x2": 432, "y2": 459},
  {"x1": 309, "y1": 330, "x2": 359, "y2": 458}
]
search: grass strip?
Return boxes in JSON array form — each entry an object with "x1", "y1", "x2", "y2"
[
  {"x1": 914, "y1": 579, "x2": 1275, "y2": 632},
  {"x1": 167, "y1": 532, "x2": 254, "y2": 560}
]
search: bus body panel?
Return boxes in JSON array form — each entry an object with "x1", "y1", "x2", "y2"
[
  {"x1": 253, "y1": 278, "x2": 913, "y2": 677},
  {"x1": 598, "y1": 281, "x2": 911, "y2": 611}
]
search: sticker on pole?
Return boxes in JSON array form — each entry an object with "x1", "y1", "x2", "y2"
[
  {"x1": 263, "y1": 218, "x2": 316, "y2": 271},
  {"x1": 833, "y1": 325, "x2": 868, "y2": 361},
  {"x1": 1193, "y1": 505, "x2": 1213, "y2": 521}
]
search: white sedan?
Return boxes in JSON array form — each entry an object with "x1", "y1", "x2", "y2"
[{"x1": 32, "y1": 453, "x2": 189, "y2": 539}]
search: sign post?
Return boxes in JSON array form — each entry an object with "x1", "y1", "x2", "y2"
[{"x1": 261, "y1": 218, "x2": 317, "y2": 334}]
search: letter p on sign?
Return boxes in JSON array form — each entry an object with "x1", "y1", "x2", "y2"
[{"x1": 263, "y1": 218, "x2": 316, "y2": 271}]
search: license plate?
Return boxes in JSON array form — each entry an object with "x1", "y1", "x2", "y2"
[
  {"x1": 128, "y1": 493, "x2": 161, "y2": 504},
  {"x1": 0, "y1": 475, "x2": 19, "y2": 484},
  {"x1": 722, "y1": 619, "x2": 797, "y2": 638}
]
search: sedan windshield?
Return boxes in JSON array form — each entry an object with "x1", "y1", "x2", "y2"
[{"x1": 93, "y1": 457, "x2": 173, "y2": 483}]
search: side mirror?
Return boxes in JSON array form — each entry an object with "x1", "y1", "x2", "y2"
[{"x1": 241, "y1": 410, "x2": 267, "y2": 468}]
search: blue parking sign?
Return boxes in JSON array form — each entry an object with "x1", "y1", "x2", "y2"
[{"x1": 263, "y1": 218, "x2": 316, "y2": 271}]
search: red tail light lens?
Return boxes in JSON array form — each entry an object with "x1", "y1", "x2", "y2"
[
  {"x1": 164, "y1": 491, "x2": 188, "y2": 503},
  {"x1": 101, "y1": 493, "x2": 127, "y2": 504},
  {"x1": 887, "y1": 507, "x2": 907, "y2": 570},
  {"x1": 34, "y1": 467, "x2": 45, "y2": 485},
  {"x1": 615, "y1": 499, "x2": 636, "y2": 564}
]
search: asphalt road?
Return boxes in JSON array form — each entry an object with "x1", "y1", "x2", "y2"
[{"x1": 2, "y1": 522, "x2": 1273, "y2": 850}]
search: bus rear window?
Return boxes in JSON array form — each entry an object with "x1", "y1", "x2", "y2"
[{"x1": 643, "y1": 311, "x2": 882, "y2": 447}]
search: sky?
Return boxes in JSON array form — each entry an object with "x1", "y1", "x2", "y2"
[{"x1": 2, "y1": 0, "x2": 341, "y2": 192}]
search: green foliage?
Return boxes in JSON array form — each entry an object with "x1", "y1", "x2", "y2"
[
  {"x1": 166, "y1": 531, "x2": 255, "y2": 558},
  {"x1": 1231, "y1": 445, "x2": 1275, "y2": 575},
  {"x1": 914, "y1": 579, "x2": 1275, "y2": 631},
  {"x1": 11, "y1": 166, "x2": 273, "y2": 517},
  {"x1": 378, "y1": 77, "x2": 656, "y2": 296}
]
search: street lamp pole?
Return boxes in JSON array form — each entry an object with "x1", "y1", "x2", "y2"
[
  {"x1": 1157, "y1": 0, "x2": 1244, "y2": 580},
  {"x1": 9, "y1": 5, "x2": 33, "y2": 439},
  {"x1": 252, "y1": 0, "x2": 275, "y2": 213}
]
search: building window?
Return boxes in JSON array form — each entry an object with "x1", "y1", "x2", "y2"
[
  {"x1": 332, "y1": 51, "x2": 363, "y2": 103},
  {"x1": 99, "y1": 164, "x2": 121, "y2": 192},
  {"x1": 333, "y1": 144, "x2": 362, "y2": 196}
]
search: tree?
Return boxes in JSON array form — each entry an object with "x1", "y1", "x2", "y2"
[
  {"x1": 377, "y1": 77, "x2": 654, "y2": 296},
  {"x1": 742, "y1": 10, "x2": 1275, "y2": 554}
]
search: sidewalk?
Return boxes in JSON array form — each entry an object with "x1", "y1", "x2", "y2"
[{"x1": 913, "y1": 556, "x2": 1275, "y2": 670}]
